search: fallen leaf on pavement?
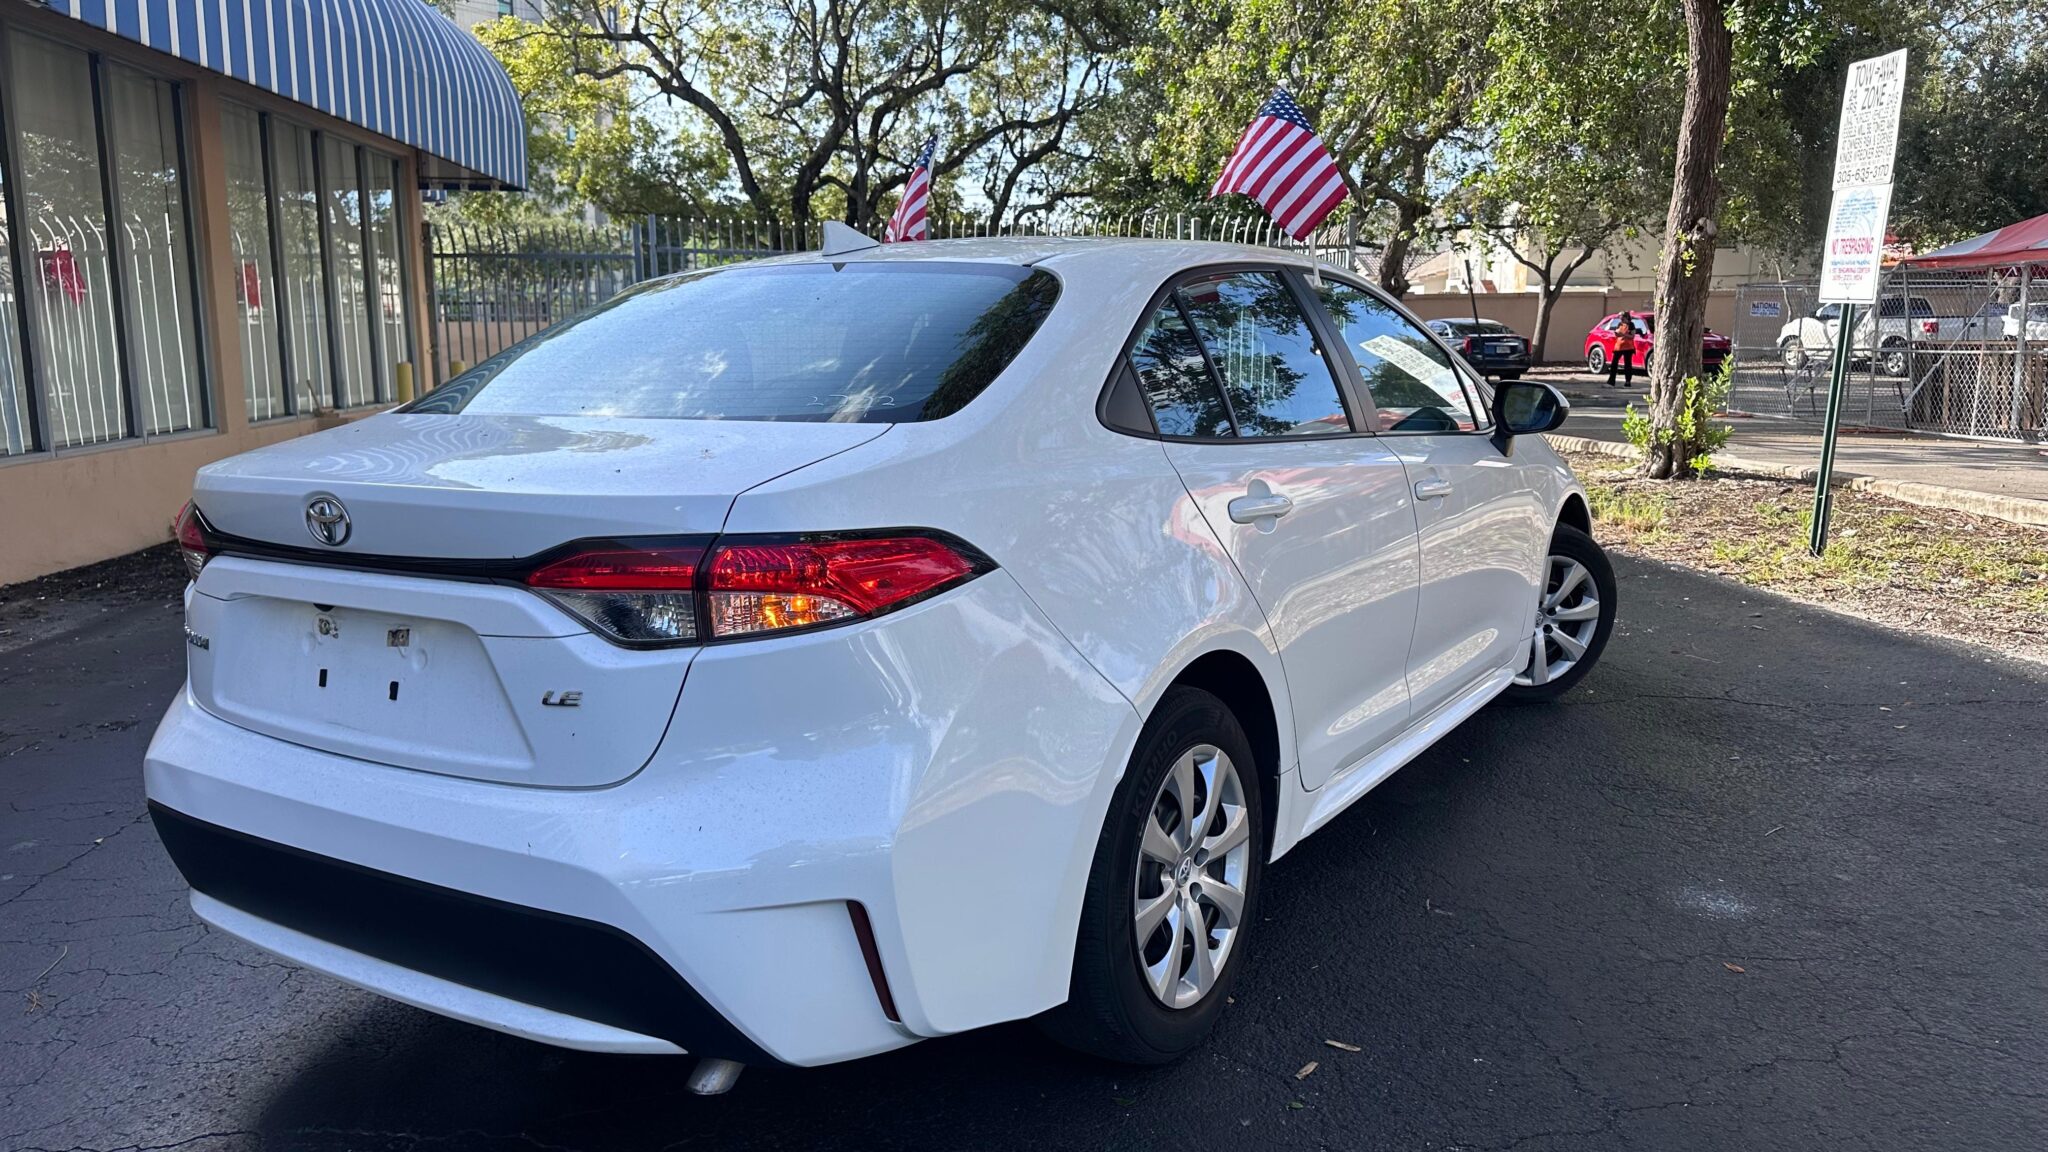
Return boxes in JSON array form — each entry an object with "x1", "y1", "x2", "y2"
[
  {"x1": 1723, "y1": 962, "x2": 1746, "y2": 974},
  {"x1": 1295, "y1": 1061, "x2": 1318, "y2": 1080},
  {"x1": 1325, "y1": 1040, "x2": 1362, "y2": 1052}
]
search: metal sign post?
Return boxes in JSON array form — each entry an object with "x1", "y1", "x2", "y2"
[
  {"x1": 1808, "y1": 301, "x2": 1857, "y2": 553},
  {"x1": 1810, "y1": 48, "x2": 1907, "y2": 556}
]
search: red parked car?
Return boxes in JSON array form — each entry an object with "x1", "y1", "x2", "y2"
[{"x1": 1583, "y1": 310, "x2": 1731, "y2": 375}]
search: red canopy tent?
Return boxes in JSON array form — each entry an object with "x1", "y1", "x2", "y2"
[{"x1": 1901, "y1": 211, "x2": 2048, "y2": 270}]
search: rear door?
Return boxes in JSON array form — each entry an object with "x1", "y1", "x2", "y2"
[
  {"x1": 1129, "y1": 268, "x2": 1421, "y2": 789},
  {"x1": 1312, "y1": 277, "x2": 1548, "y2": 719}
]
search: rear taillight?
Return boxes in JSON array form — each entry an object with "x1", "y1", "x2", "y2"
[
  {"x1": 173, "y1": 501, "x2": 213, "y2": 580},
  {"x1": 525, "y1": 541, "x2": 707, "y2": 645},
  {"x1": 706, "y1": 535, "x2": 982, "y2": 638},
  {"x1": 1461, "y1": 337, "x2": 1476, "y2": 353},
  {"x1": 523, "y1": 532, "x2": 990, "y2": 646}
]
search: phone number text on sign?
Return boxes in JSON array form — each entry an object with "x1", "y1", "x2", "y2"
[
  {"x1": 1833, "y1": 49, "x2": 1907, "y2": 190},
  {"x1": 1818, "y1": 183, "x2": 1893, "y2": 305}
]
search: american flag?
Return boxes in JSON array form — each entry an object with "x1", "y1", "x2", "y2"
[
  {"x1": 1210, "y1": 89, "x2": 1348, "y2": 241},
  {"x1": 884, "y1": 135, "x2": 938, "y2": 243}
]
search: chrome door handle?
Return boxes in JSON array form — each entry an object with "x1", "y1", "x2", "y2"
[
  {"x1": 1227, "y1": 493, "x2": 1295, "y2": 524},
  {"x1": 1413, "y1": 477, "x2": 1454, "y2": 501}
]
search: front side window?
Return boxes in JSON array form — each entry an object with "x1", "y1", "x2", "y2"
[
  {"x1": 1175, "y1": 271, "x2": 1350, "y2": 438},
  {"x1": 413, "y1": 262, "x2": 1060, "y2": 422},
  {"x1": 1318, "y1": 281, "x2": 1485, "y2": 433}
]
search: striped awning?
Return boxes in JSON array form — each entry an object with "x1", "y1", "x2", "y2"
[{"x1": 45, "y1": 0, "x2": 526, "y2": 189}]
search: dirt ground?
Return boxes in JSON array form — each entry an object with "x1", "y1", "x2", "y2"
[
  {"x1": 1564, "y1": 450, "x2": 2048, "y2": 665},
  {"x1": 0, "y1": 543, "x2": 186, "y2": 656}
]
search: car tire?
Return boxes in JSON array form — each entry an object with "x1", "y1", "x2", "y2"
[
  {"x1": 1502, "y1": 524, "x2": 1617, "y2": 703},
  {"x1": 1781, "y1": 338, "x2": 1806, "y2": 370},
  {"x1": 1585, "y1": 346, "x2": 1606, "y2": 374},
  {"x1": 1038, "y1": 686, "x2": 1263, "y2": 1064},
  {"x1": 1878, "y1": 340, "x2": 1908, "y2": 377}
]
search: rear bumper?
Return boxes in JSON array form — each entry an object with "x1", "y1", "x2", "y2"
[
  {"x1": 154, "y1": 802, "x2": 746, "y2": 1058},
  {"x1": 1468, "y1": 354, "x2": 1530, "y2": 375},
  {"x1": 145, "y1": 570, "x2": 1140, "y2": 1066}
]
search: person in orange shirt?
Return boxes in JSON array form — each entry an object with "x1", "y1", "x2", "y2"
[{"x1": 1604, "y1": 313, "x2": 1640, "y2": 387}]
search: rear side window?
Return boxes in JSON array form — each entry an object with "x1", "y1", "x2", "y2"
[
  {"x1": 410, "y1": 263, "x2": 1060, "y2": 423},
  {"x1": 1177, "y1": 272, "x2": 1351, "y2": 438},
  {"x1": 1131, "y1": 301, "x2": 1234, "y2": 437}
]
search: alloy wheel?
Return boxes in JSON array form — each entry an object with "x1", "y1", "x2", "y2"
[
  {"x1": 1513, "y1": 554, "x2": 1602, "y2": 688},
  {"x1": 1132, "y1": 744, "x2": 1251, "y2": 1010}
]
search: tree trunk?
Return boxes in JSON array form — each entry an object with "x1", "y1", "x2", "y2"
[
  {"x1": 1532, "y1": 283, "x2": 1562, "y2": 364},
  {"x1": 1642, "y1": 0, "x2": 1733, "y2": 479},
  {"x1": 1380, "y1": 200, "x2": 1423, "y2": 297}
]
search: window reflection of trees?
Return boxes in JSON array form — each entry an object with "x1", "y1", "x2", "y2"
[
  {"x1": 1177, "y1": 273, "x2": 1319, "y2": 438},
  {"x1": 1131, "y1": 304, "x2": 1234, "y2": 437}
]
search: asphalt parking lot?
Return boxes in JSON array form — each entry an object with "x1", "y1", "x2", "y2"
[{"x1": 2, "y1": 553, "x2": 2044, "y2": 1151}]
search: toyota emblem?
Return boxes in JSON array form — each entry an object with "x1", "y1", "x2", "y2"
[{"x1": 304, "y1": 495, "x2": 352, "y2": 547}]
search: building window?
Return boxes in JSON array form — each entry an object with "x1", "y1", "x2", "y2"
[
  {"x1": 225, "y1": 109, "x2": 410, "y2": 419},
  {"x1": 105, "y1": 62, "x2": 205, "y2": 436},
  {"x1": 365, "y1": 155, "x2": 413, "y2": 395},
  {"x1": 222, "y1": 104, "x2": 287, "y2": 421},
  {"x1": 9, "y1": 35, "x2": 128, "y2": 448},
  {"x1": 272, "y1": 120, "x2": 331, "y2": 415},
  {"x1": 323, "y1": 135, "x2": 378, "y2": 408},
  {"x1": 0, "y1": 31, "x2": 207, "y2": 452},
  {"x1": 0, "y1": 88, "x2": 29, "y2": 456},
  {"x1": 497, "y1": 0, "x2": 516, "y2": 16}
]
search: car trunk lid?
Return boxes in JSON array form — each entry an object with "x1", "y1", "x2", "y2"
[
  {"x1": 196, "y1": 413, "x2": 889, "y2": 557},
  {"x1": 183, "y1": 413, "x2": 889, "y2": 787}
]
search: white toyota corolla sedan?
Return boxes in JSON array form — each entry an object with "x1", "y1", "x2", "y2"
[{"x1": 147, "y1": 233, "x2": 1614, "y2": 1088}]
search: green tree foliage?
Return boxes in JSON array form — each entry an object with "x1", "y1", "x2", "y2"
[
  {"x1": 1142, "y1": 0, "x2": 1495, "y2": 294},
  {"x1": 543, "y1": 0, "x2": 1126, "y2": 230},
  {"x1": 1450, "y1": 1, "x2": 1670, "y2": 358},
  {"x1": 450, "y1": 16, "x2": 730, "y2": 225},
  {"x1": 1891, "y1": 6, "x2": 2048, "y2": 246}
]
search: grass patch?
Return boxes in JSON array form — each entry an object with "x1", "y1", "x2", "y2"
[
  {"x1": 1559, "y1": 450, "x2": 2048, "y2": 664},
  {"x1": 1586, "y1": 482, "x2": 1671, "y2": 534}
]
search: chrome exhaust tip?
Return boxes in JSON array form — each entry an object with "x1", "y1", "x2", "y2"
[{"x1": 685, "y1": 1057, "x2": 745, "y2": 1095}]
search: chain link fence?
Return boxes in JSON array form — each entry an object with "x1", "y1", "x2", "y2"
[
  {"x1": 426, "y1": 211, "x2": 1400, "y2": 387},
  {"x1": 1730, "y1": 271, "x2": 2047, "y2": 441}
]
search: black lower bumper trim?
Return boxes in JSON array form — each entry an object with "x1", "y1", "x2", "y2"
[{"x1": 149, "y1": 801, "x2": 773, "y2": 1064}]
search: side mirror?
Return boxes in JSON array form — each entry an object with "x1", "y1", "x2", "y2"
[{"x1": 1491, "y1": 379, "x2": 1569, "y2": 449}]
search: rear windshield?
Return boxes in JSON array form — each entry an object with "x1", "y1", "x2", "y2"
[
  {"x1": 1437, "y1": 320, "x2": 1515, "y2": 336},
  {"x1": 1878, "y1": 297, "x2": 1935, "y2": 318},
  {"x1": 410, "y1": 262, "x2": 1060, "y2": 423}
]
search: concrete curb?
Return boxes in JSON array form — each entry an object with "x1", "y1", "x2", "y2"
[{"x1": 1542, "y1": 433, "x2": 2048, "y2": 530}]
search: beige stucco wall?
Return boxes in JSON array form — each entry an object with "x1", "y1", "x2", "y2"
[{"x1": 0, "y1": 7, "x2": 432, "y2": 587}]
